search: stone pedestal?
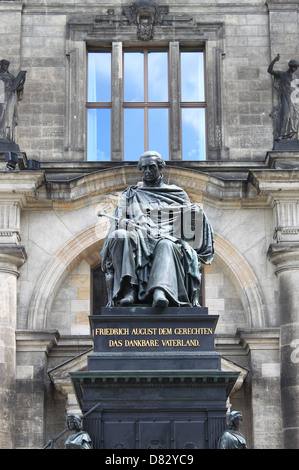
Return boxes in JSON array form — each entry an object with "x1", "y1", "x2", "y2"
[{"x1": 71, "y1": 307, "x2": 238, "y2": 449}]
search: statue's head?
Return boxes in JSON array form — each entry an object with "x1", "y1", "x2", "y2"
[
  {"x1": 288, "y1": 59, "x2": 299, "y2": 72},
  {"x1": 0, "y1": 59, "x2": 10, "y2": 71},
  {"x1": 228, "y1": 411, "x2": 243, "y2": 430},
  {"x1": 137, "y1": 151, "x2": 165, "y2": 170},
  {"x1": 67, "y1": 414, "x2": 82, "y2": 431},
  {"x1": 137, "y1": 151, "x2": 165, "y2": 184}
]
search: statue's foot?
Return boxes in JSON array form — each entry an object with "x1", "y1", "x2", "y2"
[
  {"x1": 119, "y1": 288, "x2": 137, "y2": 306},
  {"x1": 152, "y1": 288, "x2": 169, "y2": 308}
]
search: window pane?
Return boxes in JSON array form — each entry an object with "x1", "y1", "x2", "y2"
[
  {"x1": 87, "y1": 109, "x2": 111, "y2": 161},
  {"x1": 182, "y1": 108, "x2": 206, "y2": 160},
  {"x1": 124, "y1": 52, "x2": 144, "y2": 102},
  {"x1": 88, "y1": 52, "x2": 111, "y2": 102},
  {"x1": 148, "y1": 52, "x2": 168, "y2": 102},
  {"x1": 181, "y1": 52, "x2": 205, "y2": 102},
  {"x1": 124, "y1": 109, "x2": 144, "y2": 160},
  {"x1": 148, "y1": 109, "x2": 169, "y2": 160}
]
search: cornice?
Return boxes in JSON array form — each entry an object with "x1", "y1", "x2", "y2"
[
  {"x1": 0, "y1": 171, "x2": 45, "y2": 207},
  {"x1": 0, "y1": 244, "x2": 27, "y2": 276},
  {"x1": 3, "y1": 154, "x2": 299, "y2": 210}
]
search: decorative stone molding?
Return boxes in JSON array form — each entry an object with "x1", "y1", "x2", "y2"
[
  {"x1": 237, "y1": 328, "x2": 280, "y2": 352},
  {"x1": 0, "y1": 202, "x2": 21, "y2": 245},
  {"x1": 221, "y1": 357, "x2": 248, "y2": 395},
  {"x1": 0, "y1": 172, "x2": 45, "y2": 207},
  {"x1": 0, "y1": 244, "x2": 26, "y2": 276},
  {"x1": 16, "y1": 329, "x2": 60, "y2": 354},
  {"x1": 267, "y1": 243, "x2": 299, "y2": 275},
  {"x1": 249, "y1": 169, "x2": 299, "y2": 244},
  {"x1": 68, "y1": 2, "x2": 216, "y2": 42},
  {"x1": 122, "y1": 0, "x2": 169, "y2": 41}
]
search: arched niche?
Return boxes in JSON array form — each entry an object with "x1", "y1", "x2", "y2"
[{"x1": 28, "y1": 222, "x2": 265, "y2": 331}]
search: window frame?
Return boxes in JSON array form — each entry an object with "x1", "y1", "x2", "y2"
[
  {"x1": 86, "y1": 44, "x2": 207, "y2": 162},
  {"x1": 123, "y1": 47, "x2": 170, "y2": 158},
  {"x1": 67, "y1": 15, "x2": 224, "y2": 162}
]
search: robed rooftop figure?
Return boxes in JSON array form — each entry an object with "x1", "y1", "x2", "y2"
[{"x1": 100, "y1": 151, "x2": 214, "y2": 309}]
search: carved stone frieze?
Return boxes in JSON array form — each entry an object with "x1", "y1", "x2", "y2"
[
  {"x1": 122, "y1": 0, "x2": 168, "y2": 40},
  {"x1": 69, "y1": 1, "x2": 203, "y2": 42}
]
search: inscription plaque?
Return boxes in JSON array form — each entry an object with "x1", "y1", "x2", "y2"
[
  {"x1": 92, "y1": 316, "x2": 216, "y2": 353},
  {"x1": 88, "y1": 307, "x2": 220, "y2": 372}
]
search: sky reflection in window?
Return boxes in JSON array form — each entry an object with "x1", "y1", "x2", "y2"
[
  {"x1": 124, "y1": 109, "x2": 144, "y2": 160},
  {"x1": 124, "y1": 53, "x2": 144, "y2": 102},
  {"x1": 182, "y1": 108, "x2": 206, "y2": 160},
  {"x1": 149, "y1": 109, "x2": 169, "y2": 159},
  {"x1": 148, "y1": 52, "x2": 168, "y2": 102},
  {"x1": 181, "y1": 52, "x2": 205, "y2": 102},
  {"x1": 88, "y1": 52, "x2": 111, "y2": 102},
  {"x1": 87, "y1": 109, "x2": 111, "y2": 161}
]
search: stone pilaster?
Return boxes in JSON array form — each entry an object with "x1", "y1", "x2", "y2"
[
  {"x1": 268, "y1": 245, "x2": 299, "y2": 448},
  {"x1": 15, "y1": 330, "x2": 59, "y2": 449},
  {"x1": 250, "y1": 168, "x2": 299, "y2": 448},
  {"x1": 0, "y1": 173, "x2": 44, "y2": 448},
  {"x1": 238, "y1": 328, "x2": 282, "y2": 449},
  {"x1": 0, "y1": 245, "x2": 26, "y2": 448}
]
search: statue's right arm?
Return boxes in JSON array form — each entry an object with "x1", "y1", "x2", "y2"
[{"x1": 268, "y1": 54, "x2": 280, "y2": 76}]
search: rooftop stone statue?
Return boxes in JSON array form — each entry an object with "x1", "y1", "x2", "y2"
[
  {"x1": 268, "y1": 54, "x2": 299, "y2": 144},
  {"x1": 0, "y1": 59, "x2": 26, "y2": 145}
]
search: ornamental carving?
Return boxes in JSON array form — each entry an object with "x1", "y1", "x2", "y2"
[
  {"x1": 122, "y1": 0, "x2": 168, "y2": 40},
  {"x1": 90, "y1": 0, "x2": 197, "y2": 41}
]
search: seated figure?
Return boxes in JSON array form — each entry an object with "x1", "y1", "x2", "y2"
[{"x1": 100, "y1": 151, "x2": 214, "y2": 308}]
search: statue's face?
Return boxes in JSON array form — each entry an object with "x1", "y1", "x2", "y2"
[
  {"x1": 0, "y1": 62, "x2": 9, "y2": 72},
  {"x1": 67, "y1": 416, "x2": 81, "y2": 431},
  {"x1": 139, "y1": 156, "x2": 160, "y2": 183},
  {"x1": 233, "y1": 415, "x2": 243, "y2": 431}
]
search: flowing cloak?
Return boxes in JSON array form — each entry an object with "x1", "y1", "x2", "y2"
[
  {"x1": 218, "y1": 430, "x2": 247, "y2": 449},
  {"x1": 0, "y1": 71, "x2": 25, "y2": 141},
  {"x1": 100, "y1": 178, "x2": 214, "y2": 305},
  {"x1": 273, "y1": 71, "x2": 299, "y2": 140}
]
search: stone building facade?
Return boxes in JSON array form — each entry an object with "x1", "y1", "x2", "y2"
[{"x1": 1, "y1": 0, "x2": 299, "y2": 449}]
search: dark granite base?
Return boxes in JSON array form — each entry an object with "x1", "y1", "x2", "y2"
[{"x1": 70, "y1": 306, "x2": 239, "y2": 449}]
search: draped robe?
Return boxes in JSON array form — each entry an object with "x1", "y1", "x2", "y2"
[
  {"x1": 218, "y1": 430, "x2": 247, "y2": 449},
  {"x1": 100, "y1": 177, "x2": 214, "y2": 306}
]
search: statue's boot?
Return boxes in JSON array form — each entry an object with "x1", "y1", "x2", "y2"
[
  {"x1": 152, "y1": 288, "x2": 169, "y2": 308},
  {"x1": 119, "y1": 286, "x2": 137, "y2": 306}
]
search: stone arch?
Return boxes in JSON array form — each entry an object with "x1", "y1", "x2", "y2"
[
  {"x1": 28, "y1": 222, "x2": 265, "y2": 330},
  {"x1": 214, "y1": 233, "x2": 266, "y2": 328},
  {"x1": 27, "y1": 222, "x2": 108, "y2": 330}
]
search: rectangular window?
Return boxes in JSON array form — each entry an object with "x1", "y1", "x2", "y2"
[
  {"x1": 87, "y1": 52, "x2": 112, "y2": 161},
  {"x1": 87, "y1": 108, "x2": 111, "y2": 161},
  {"x1": 181, "y1": 51, "x2": 206, "y2": 161},
  {"x1": 123, "y1": 50, "x2": 169, "y2": 160},
  {"x1": 87, "y1": 47, "x2": 206, "y2": 161}
]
